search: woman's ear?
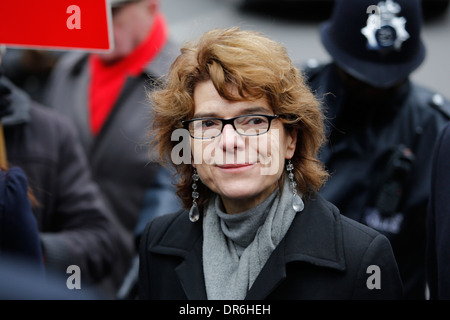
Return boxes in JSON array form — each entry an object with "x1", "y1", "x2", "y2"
[{"x1": 286, "y1": 128, "x2": 298, "y2": 159}]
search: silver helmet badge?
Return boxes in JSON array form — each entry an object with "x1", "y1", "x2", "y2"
[{"x1": 361, "y1": 0, "x2": 410, "y2": 51}]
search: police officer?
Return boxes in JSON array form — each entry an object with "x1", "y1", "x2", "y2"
[{"x1": 303, "y1": 0, "x2": 450, "y2": 299}]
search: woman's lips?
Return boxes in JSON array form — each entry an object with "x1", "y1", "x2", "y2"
[{"x1": 216, "y1": 163, "x2": 256, "y2": 172}]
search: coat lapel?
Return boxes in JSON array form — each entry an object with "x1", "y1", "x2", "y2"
[
  {"x1": 73, "y1": 63, "x2": 92, "y2": 153},
  {"x1": 64, "y1": 53, "x2": 93, "y2": 154},
  {"x1": 246, "y1": 194, "x2": 346, "y2": 300},
  {"x1": 150, "y1": 212, "x2": 207, "y2": 299},
  {"x1": 175, "y1": 237, "x2": 208, "y2": 299},
  {"x1": 245, "y1": 240, "x2": 287, "y2": 300}
]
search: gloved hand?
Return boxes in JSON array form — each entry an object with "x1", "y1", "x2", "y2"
[{"x1": 0, "y1": 71, "x2": 14, "y2": 119}]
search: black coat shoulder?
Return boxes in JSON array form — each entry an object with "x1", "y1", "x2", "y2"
[{"x1": 140, "y1": 209, "x2": 202, "y2": 256}]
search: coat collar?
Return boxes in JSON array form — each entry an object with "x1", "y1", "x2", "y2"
[
  {"x1": 149, "y1": 211, "x2": 206, "y2": 299},
  {"x1": 150, "y1": 193, "x2": 346, "y2": 300}
]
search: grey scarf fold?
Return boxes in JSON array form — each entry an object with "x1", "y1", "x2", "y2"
[{"x1": 203, "y1": 175, "x2": 300, "y2": 300}]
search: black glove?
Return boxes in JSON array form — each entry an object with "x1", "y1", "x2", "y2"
[{"x1": 0, "y1": 71, "x2": 13, "y2": 119}]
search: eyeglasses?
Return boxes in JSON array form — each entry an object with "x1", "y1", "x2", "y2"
[{"x1": 182, "y1": 114, "x2": 279, "y2": 139}]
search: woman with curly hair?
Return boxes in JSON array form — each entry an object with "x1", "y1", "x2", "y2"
[{"x1": 138, "y1": 27, "x2": 403, "y2": 300}]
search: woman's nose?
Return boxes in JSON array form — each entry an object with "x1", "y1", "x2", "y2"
[{"x1": 220, "y1": 123, "x2": 241, "y2": 150}]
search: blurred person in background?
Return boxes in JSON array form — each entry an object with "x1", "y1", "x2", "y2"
[
  {"x1": 44, "y1": 0, "x2": 182, "y2": 298},
  {"x1": 302, "y1": 0, "x2": 450, "y2": 299},
  {"x1": 0, "y1": 165, "x2": 43, "y2": 272},
  {"x1": 0, "y1": 46, "x2": 125, "y2": 298},
  {"x1": 0, "y1": 165, "x2": 103, "y2": 300}
]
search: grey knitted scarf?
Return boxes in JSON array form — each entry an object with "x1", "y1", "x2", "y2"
[{"x1": 202, "y1": 175, "x2": 299, "y2": 300}]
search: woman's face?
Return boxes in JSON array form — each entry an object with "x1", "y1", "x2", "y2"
[{"x1": 191, "y1": 80, "x2": 297, "y2": 214}]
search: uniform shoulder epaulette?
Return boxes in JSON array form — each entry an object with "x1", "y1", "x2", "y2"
[{"x1": 429, "y1": 92, "x2": 450, "y2": 120}]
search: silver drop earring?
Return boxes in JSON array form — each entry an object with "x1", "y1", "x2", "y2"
[
  {"x1": 189, "y1": 169, "x2": 200, "y2": 222},
  {"x1": 287, "y1": 160, "x2": 304, "y2": 212}
]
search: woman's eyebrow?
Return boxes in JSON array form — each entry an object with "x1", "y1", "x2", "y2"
[
  {"x1": 192, "y1": 111, "x2": 219, "y2": 118},
  {"x1": 193, "y1": 106, "x2": 272, "y2": 118},
  {"x1": 241, "y1": 106, "x2": 273, "y2": 114}
]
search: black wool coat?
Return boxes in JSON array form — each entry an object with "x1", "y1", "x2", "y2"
[{"x1": 139, "y1": 193, "x2": 404, "y2": 300}]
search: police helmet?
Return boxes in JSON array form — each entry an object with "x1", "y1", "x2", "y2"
[{"x1": 321, "y1": 0, "x2": 426, "y2": 88}]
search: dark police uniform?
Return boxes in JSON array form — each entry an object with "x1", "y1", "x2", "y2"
[
  {"x1": 303, "y1": 60, "x2": 450, "y2": 299},
  {"x1": 306, "y1": 0, "x2": 450, "y2": 299}
]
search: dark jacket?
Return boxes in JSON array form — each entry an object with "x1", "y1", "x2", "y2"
[
  {"x1": 304, "y1": 62, "x2": 450, "y2": 299},
  {"x1": 427, "y1": 121, "x2": 450, "y2": 300},
  {"x1": 2, "y1": 77, "x2": 128, "y2": 295},
  {"x1": 0, "y1": 166, "x2": 44, "y2": 272},
  {"x1": 139, "y1": 193, "x2": 403, "y2": 300}
]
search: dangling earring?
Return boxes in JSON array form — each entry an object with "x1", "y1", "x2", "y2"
[
  {"x1": 189, "y1": 169, "x2": 200, "y2": 222},
  {"x1": 287, "y1": 160, "x2": 304, "y2": 212}
]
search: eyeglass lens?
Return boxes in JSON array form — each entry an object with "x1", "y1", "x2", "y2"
[{"x1": 189, "y1": 115, "x2": 272, "y2": 138}]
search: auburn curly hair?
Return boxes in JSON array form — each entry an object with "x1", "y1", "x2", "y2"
[{"x1": 148, "y1": 27, "x2": 328, "y2": 210}]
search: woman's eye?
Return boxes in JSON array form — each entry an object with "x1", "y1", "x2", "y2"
[
  {"x1": 203, "y1": 120, "x2": 217, "y2": 128},
  {"x1": 249, "y1": 118, "x2": 264, "y2": 125}
]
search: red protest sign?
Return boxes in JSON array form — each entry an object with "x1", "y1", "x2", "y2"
[{"x1": 0, "y1": 0, "x2": 113, "y2": 52}]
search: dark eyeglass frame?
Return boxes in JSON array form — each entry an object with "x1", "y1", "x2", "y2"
[{"x1": 182, "y1": 114, "x2": 280, "y2": 140}]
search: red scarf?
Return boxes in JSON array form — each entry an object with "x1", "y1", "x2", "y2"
[{"x1": 88, "y1": 13, "x2": 168, "y2": 136}]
